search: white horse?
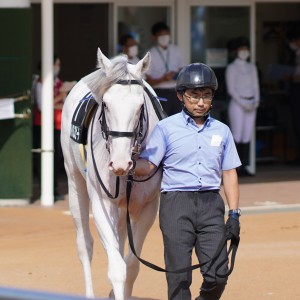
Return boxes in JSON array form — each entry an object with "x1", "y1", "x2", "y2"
[{"x1": 61, "y1": 49, "x2": 162, "y2": 300}]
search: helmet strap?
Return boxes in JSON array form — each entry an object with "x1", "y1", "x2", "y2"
[{"x1": 182, "y1": 101, "x2": 212, "y2": 119}]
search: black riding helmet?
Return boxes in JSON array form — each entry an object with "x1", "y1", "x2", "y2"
[{"x1": 176, "y1": 63, "x2": 218, "y2": 93}]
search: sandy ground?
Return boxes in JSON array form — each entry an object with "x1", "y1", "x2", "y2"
[{"x1": 0, "y1": 198, "x2": 300, "y2": 300}]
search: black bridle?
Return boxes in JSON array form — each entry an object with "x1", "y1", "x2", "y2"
[
  {"x1": 99, "y1": 79, "x2": 148, "y2": 155},
  {"x1": 90, "y1": 79, "x2": 149, "y2": 199}
]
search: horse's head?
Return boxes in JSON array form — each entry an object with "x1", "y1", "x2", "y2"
[{"x1": 95, "y1": 48, "x2": 150, "y2": 176}]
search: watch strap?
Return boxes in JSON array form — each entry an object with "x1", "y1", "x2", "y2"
[{"x1": 228, "y1": 208, "x2": 242, "y2": 217}]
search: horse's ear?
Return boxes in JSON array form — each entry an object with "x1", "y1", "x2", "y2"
[
  {"x1": 97, "y1": 48, "x2": 112, "y2": 72},
  {"x1": 134, "y1": 52, "x2": 151, "y2": 76}
]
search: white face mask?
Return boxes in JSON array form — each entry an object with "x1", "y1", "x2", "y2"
[
  {"x1": 128, "y1": 45, "x2": 138, "y2": 58},
  {"x1": 289, "y1": 43, "x2": 298, "y2": 52},
  {"x1": 158, "y1": 35, "x2": 170, "y2": 47},
  {"x1": 238, "y1": 50, "x2": 250, "y2": 61}
]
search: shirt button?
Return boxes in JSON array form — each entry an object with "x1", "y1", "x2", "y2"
[{"x1": 199, "y1": 146, "x2": 201, "y2": 149}]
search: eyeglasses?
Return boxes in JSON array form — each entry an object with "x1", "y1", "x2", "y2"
[{"x1": 184, "y1": 93, "x2": 213, "y2": 104}]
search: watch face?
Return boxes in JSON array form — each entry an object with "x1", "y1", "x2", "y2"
[
  {"x1": 234, "y1": 209, "x2": 242, "y2": 216},
  {"x1": 229, "y1": 209, "x2": 242, "y2": 216}
]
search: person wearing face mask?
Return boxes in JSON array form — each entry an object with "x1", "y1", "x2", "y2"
[
  {"x1": 225, "y1": 36, "x2": 260, "y2": 176},
  {"x1": 286, "y1": 27, "x2": 300, "y2": 165},
  {"x1": 119, "y1": 33, "x2": 140, "y2": 64},
  {"x1": 145, "y1": 21, "x2": 185, "y2": 116},
  {"x1": 32, "y1": 55, "x2": 69, "y2": 201}
]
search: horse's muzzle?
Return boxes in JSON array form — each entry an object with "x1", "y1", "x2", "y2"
[{"x1": 109, "y1": 160, "x2": 133, "y2": 176}]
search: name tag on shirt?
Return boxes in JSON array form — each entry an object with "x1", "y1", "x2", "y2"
[{"x1": 210, "y1": 135, "x2": 222, "y2": 146}]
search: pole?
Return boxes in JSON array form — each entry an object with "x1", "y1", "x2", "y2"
[{"x1": 41, "y1": 0, "x2": 54, "y2": 206}]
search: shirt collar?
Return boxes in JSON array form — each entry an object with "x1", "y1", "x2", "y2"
[{"x1": 181, "y1": 110, "x2": 212, "y2": 126}]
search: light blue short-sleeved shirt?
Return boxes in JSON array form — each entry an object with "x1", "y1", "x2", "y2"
[{"x1": 140, "y1": 111, "x2": 241, "y2": 192}]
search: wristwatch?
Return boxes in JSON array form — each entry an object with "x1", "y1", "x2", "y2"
[{"x1": 228, "y1": 208, "x2": 242, "y2": 217}]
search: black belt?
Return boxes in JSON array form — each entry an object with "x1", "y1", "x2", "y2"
[
  {"x1": 197, "y1": 189, "x2": 219, "y2": 193},
  {"x1": 161, "y1": 189, "x2": 220, "y2": 194},
  {"x1": 241, "y1": 96, "x2": 254, "y2": 100}
]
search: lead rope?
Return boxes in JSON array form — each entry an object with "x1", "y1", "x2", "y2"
[
  {"x1": 126, "y1": 175, "x2": 202, "y2": 273},
  {"x1": 126, "y1": 175, "x2": 239, "y2": 275}
]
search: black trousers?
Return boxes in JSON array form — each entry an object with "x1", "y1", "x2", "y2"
[
  {"x1": 159, "y1": 191, "x2": 228, "y2": 300},
  {"x1": 154, "y1": 88, "x2": 182, "y2": 116}
]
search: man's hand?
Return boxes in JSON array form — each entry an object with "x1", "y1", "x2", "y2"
[
  {"x1": 225, "y1": 216, "x2": 240, "y2": 241},
  {"x1": 240, "y1": 99, "x2": 256, "y2": 111}
]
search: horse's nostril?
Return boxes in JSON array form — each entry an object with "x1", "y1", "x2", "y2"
[{"x1": 128, "y1": 161, "x2": 133, "y2": 169}]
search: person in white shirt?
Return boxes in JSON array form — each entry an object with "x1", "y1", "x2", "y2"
[
  {"x1": 225, "y1": 36, "x2": 260, "y2": 176},
  {"x1": 119, "y1": 33, "x2": 140, "y2": 65},
  {"x1": 146, "y1": 21, "x2": 185, "y2": 116}
]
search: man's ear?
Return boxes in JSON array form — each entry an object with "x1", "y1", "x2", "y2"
[{"x1": 177, "y1": 92, "x2": 183, "y2": 102}]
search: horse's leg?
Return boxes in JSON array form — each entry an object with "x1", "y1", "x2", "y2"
[
  {"x1": 106, "y1": 209, "x2": 127, "y2": 299},
  {"x1": 118, "y1": 209, "x2": 127, "y2": 257},
  {"x1": 91, "y1": 196, "x2": 127, "y2": 300},
  {"x1": 124, "y1": 196, "x2": 159, "y2": 298},
  {"x1": 67, "y1": 171, "x2": 95, "y2": 298}
]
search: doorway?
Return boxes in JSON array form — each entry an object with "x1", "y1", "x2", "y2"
[
  {"x1": 256, "y1": 3, "x2": 300, "y2": 162},
  {"x1": 189, "y1": 5, "x2": 251, "y2": 123},
  {"x1": 31, "y1": 3, "x2": 110, "y2": 82},
  {"x1": 116, "y1": 5, "x2": 173, "y2": 58}
]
